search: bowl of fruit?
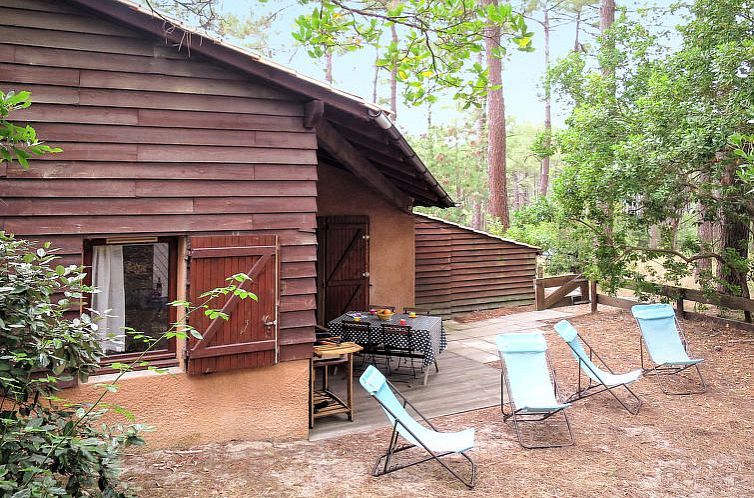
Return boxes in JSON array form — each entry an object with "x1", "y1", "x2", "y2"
[{"x1": 376, "y1": 308, "x2": 395, "y2": 321}]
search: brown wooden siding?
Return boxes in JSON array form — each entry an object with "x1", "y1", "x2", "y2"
[
  {"x1": 414, "y1": 215, "x2": 538, "y2": 317},
  {"x1": 0, "y1": 0, "x2": 317, "y2": 361}
]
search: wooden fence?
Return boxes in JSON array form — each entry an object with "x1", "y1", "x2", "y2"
[
  {"x1": 593, "y1": 281, "x2": 754, "y2": 331},
  {"x1": 533, "y1": 274, "x2": 591, "y2": 310},
  {"x1": 536, "y1": 273, "x2": 754, "y2": 332},
  {"x1": 414, "y1": 214, "x2": 540, "y2": 317}
]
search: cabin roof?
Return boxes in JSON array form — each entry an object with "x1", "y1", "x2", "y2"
[
  {"x1": 67, "y1": 0, "x2": 454, "y2": 208},
  {"x1": 415, "y1": 213, "x2": 542, "y2": 251}
]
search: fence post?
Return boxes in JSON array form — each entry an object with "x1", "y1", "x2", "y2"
[
  {"x1": 578, "y1": 279, "x2": 588, "y2": 303},
  {"x1": 534, "y1": 278, "x2": 545, "y2": 311},
  {"x1": 590, "y1": 280, "x2": 598, "y2": 313}
]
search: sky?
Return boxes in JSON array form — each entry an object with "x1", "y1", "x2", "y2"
[{"x1": 212, "y1": 0, "x2": 681, "y2": 135}]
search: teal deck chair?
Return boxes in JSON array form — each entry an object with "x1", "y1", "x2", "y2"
[
  {"x1": 631, "y1": 304, "x2": 706, "y2": 395},
  {"x1": 359, "y1": 365, "x2": 476, "y2": 488},
  {"x1": 554, "y1": 320, "x2": 643, "y2": 414},
  {"x1": 496, "y1": 332, "x2": 574, "y2": 449}
]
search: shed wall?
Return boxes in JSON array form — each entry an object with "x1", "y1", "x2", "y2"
[{"x1": 414, "y1": 215, "x2": 537, "y2": 317}]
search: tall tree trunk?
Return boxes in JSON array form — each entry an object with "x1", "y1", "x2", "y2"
[
  {"x1": 515, "y1": 173, "x2": 527, "y2": 210},
  {"x1": 389, "y1": 23, "x2": 398, "y2": 119},
  {"x1": 475, "y1": 51, "x2": 487, "y2": 171},
  {"x1": 426, "y1": 102, "x2": 434, "y2": 158},
  {"x1": 371, "y1": 46, "x2": 379, "y2": 103},
  {"x1": 668, "y1": 216, "x2": 680, "y2": 250},
  {"x1": 325, "y1": 50, "x2": 333, "y2": 83},
  {"x1": 600, "y1": 0, "x2": 615, "y2": 33},
  {"x1": 717, "y1": 164, "x2": 752, "y2": 321},
  {"x1": 484, "y1": 0, "x2": 509, "y2": 229},
  {"x1": 472, "y1": 200, "x2": 483, "y2": 230},
  {"x1": 539, "y1": 5, "x2": 552, "y2": 196},
  {"x1": 697, "y1": 169, "x2": 714, "y2": 275},
  {"x1": 599, "y1": 0, "x2": 616, "y2": 76},
  {"x1": 598, "y1": 0, "x2": 617, "y2": 238},
  {"x1": 573, "y1": 8, "x2": 582, "y2": 52},
  {"x1": 697, "y1": 218, "x2": 714, "y2": 272},
  {"x1": 476, "y1": 51, "x2": 487, "y2": 138}
]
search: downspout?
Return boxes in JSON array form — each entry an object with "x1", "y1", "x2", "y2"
[{"x1": 368, "y1": 110, "x2": 456, "y2": 208}]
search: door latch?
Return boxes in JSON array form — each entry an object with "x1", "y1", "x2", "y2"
[{"x1": 362, "y1": 272, "x2": 370, "y2": 278}]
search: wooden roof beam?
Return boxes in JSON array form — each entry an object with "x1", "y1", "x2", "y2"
[
  {"x1": 303, "y1": 100, "x2": 324, "y2": 129},
  {"x1": 317, "y1": 121, "x2": 413, "y2": 212}
]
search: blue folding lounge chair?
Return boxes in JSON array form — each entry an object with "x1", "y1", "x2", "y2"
[
  {"x1": 496, "y1": 332, "x2": 574, "y2": 449},
  {"x1": 359, "y1": 365, "x2": 476, "y2": 488},
  {"x1": 631, "y1": 303, "x2": 706, "y2": 395},
  {"x1": 554, "y1": 320, "x2": 643, "y2": 414}
]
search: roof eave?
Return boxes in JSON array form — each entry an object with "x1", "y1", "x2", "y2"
[{"x1": 67, "y1": 0, "x2": 454, "y2": 209}]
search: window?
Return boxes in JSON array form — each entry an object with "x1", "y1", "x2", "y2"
[{"x1": 85, "y1": 238, "x2": 178, "y2": 368}]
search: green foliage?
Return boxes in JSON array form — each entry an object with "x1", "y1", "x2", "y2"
[
  {"x1": 502, "y1": 196, "x2": 594, "y2": 274},
  {"x1": 730, "y1": 133, "x2": 754, "y2": 191},
  {"x1": 532, "y1": 0, "x2": 754, "y2": 294},
  {"x1": 413, "y1": 116, "x2": 562, "y2": 226},
  {"x1": 293, "y1": 0, "x2": 534, "y2": 106},
  {"x1": 0, "y1": 232, "x2": 260, "y2": 496},
  {"x1": 0, "y1": 233, "x2": 143, "y2": 497},
  {"x1": 0, "y1": 91, "x2": 61, "y2": 168}
]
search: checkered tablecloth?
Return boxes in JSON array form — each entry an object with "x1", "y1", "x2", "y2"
[{"x1": 327, "y1": 313, "x2": 446, "y2": 368}]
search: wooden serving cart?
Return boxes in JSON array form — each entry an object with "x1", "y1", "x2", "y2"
[{"x1": 309, "y1": 341, "x2": 363, "y2": 428}]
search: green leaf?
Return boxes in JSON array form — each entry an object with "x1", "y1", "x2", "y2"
[{"x1": 5, "y1": 91, "x2": 31, "y2": 106}]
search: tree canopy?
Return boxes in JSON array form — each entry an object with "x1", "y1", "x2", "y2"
[{"x1": 520, "y1": 0, "x2": 754, "y2": 297}]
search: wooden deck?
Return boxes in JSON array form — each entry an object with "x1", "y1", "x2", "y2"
[{"x1": 309, "y1": 351, "x2": 502, "y2": 440}]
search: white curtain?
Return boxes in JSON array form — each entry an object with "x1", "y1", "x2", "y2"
[{"x1": 91, "y1": 245, "x2": 126, "y2": 353}]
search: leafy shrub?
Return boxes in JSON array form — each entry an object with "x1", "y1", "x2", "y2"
[
  {"x1": 0, "y1": 232, "x2": 145, "y2": 497},
  {"x1": 499, "y1": 196, "x2": 594, "y2": 276}
]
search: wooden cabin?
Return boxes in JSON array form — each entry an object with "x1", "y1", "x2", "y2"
[
  {"x1": 415, "y1": 214, "x2": 540, "y2": 317},
  {"x1": 0, "y1": 0, "x2": 453, "y2": 447}
]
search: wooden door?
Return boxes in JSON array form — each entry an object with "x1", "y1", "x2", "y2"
[
  {"x1": 186, "y1": 235, "x2": 279, "y2": 374},
  {"x1": 317, "y1": 216, "x2": 369, "y2": 324}
]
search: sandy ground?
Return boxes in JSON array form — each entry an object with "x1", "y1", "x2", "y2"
[{"x1": 121, "y1": 306, "x2": 754, "y2": 497}]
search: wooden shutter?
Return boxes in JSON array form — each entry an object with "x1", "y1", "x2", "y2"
[{"x1": 186, "y1": 235, "x2": 279, "y2": 375}]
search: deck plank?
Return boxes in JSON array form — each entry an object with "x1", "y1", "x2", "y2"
[{"x1": 309, "y1": 352, "x2": 501, "y2": 440}]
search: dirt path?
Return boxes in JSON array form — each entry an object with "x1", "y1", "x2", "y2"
[{"x1": 121, "y1": 307, "x2": 754, "y2": 497}]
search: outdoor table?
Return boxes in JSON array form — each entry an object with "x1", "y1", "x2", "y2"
[{"x1": 327, "y1": 312, "x2": 446, "y2": 385}]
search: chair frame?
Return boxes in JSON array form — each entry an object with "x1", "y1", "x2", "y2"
[
  {"x1": 369, "y1": 376, "x2": 476, "y2": 489},
  {"x1": 342, "y1": 320, "x2": 380, "y2": 366},
  {"x1": 565, "y1": 332, "x2": 643, "y2": 415},
  {"x1": 499, "y1": 349, "x2": 574, "y2": 449},
  {"x1": 634, "y1": 312, "x2": 707, "y2": 395},
  {"x1": 402, "y1": 307, "x2": 431, "y2": 315},
  {"x1": 381, "y1": 323, "x2": 418, "y2": 378}
]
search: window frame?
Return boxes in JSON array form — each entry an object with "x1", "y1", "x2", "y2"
[{"x1": 83, "y1": 236, "x2": 180, "y2": 373}]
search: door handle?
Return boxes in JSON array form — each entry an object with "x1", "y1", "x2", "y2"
[
  {"x1": 362, "y1": 272, "x2": 370, "y2": 278},
  {"x1": 262, "y1": 314, "x2": 276, "y2": 327}
]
